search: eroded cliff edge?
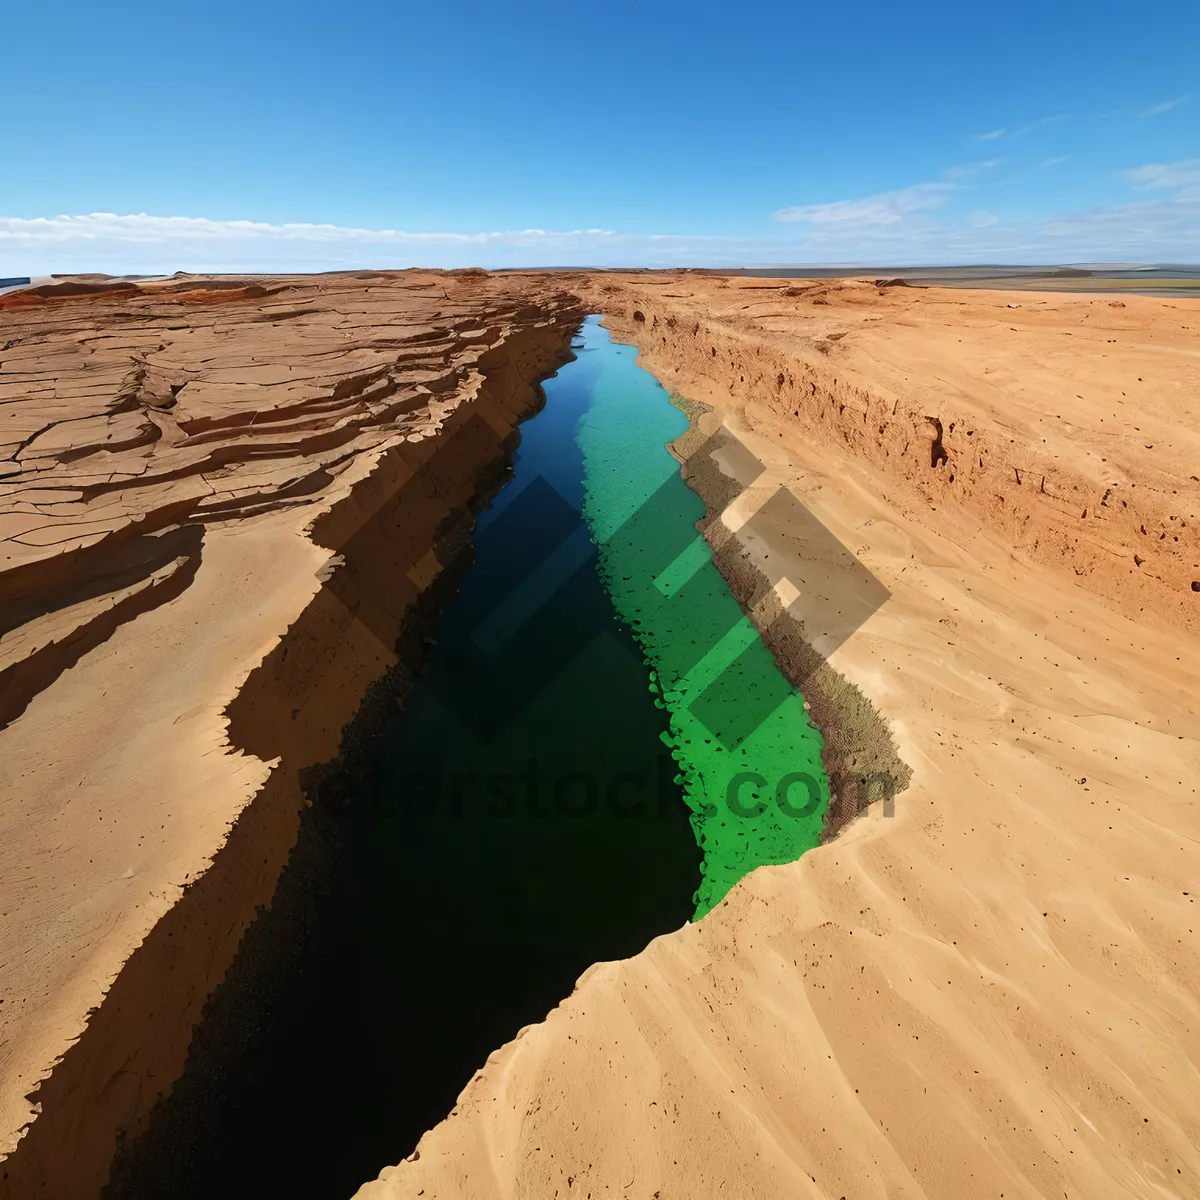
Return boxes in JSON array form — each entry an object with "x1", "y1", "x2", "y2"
[
  {"x1": 0, "y1": 272, "x2": 583, "y2": 1197},
  {"x1": 4, "y1": 270, "x2": 1198, "y2": 1200},
  {"x1": 583, "y1": 274, "x2": 1199, "y2": 638},
  {"x1": 356, "y1": 275, "x2": 1199, "y2": 1200}
]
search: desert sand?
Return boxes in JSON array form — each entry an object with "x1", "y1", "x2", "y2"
[
  {"x1": 0, "y1": 272, "x2": 582, "y2": 1196},
  {"x1": 360, "y1": 275, "x2": 1200, "y2": 1199},
  {"x1": 1, "y1": 271, "x2": 1197, "y2": 1199}
]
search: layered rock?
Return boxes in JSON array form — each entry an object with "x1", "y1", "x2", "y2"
[{"x1": 0, "y1": 271, "x2": 582, "y2": 1196}]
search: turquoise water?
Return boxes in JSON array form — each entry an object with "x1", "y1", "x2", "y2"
[{"x1": 575, "y1": 317, "x2": 829, "y2": 915}]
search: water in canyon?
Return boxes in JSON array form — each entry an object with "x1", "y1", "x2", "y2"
[{"x1": 119, "y1": 317, "x2": 826, "y2": 1199}]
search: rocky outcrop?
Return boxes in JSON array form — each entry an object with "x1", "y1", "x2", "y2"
[
  {"x1": 0, "y1": 272, "x2": 582, "y2": 1197},
  {"x1": 580, "y1": 274, "x2": 1200, "y2": 639}
]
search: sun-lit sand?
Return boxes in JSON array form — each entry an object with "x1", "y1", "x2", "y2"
[
  {"x1": 1, "y1": 272, "x2": 1197, "y2": 1198},
  {"x1": 0, "y1": 272, "x2": 583, "y2": 1196},
  {"x1": 361, "y1": 274, "x2": 1200, "y2": 1199}
]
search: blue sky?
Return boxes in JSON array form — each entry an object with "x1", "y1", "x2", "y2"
[{"x1": 4, "y1": 0, "x2": 1197, "y2": 272}]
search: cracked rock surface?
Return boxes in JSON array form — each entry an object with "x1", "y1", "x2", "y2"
[{"x1": 0, "y1": 270, "x2": 582, "y2": 1196}]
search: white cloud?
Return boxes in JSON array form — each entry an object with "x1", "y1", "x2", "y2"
[
  {"x1": 1142, "y1": 95, "x2": 1191, "y2": 116},
  {"x1": 0, "y1": 213, "x2": 616, "y2": 251},
  {"x1": 787, "y1": 188, "x2": 1200, "y2": 263},
  {"x1": 943, "y1": 159, "x2": 1003, "y2": 180},
  {"x1": 0, "y1": 213, "x2": 778, "y2": 273},
  {"x1": 2, "y1": 188, "x2": 1198, "y2": 276},
  {"x1": 1124, "y1": 159, "x2": 1200, "y2": 189},
  {"x1": 772, "y1": 181, "x2": 953, "y2": 227},
  {"x1": 772, "y1": 161, "x2": 1000, "y2": 228},
  {"x1": 975, "y1": 115, "x2": 1065, "y2": 142},
  {"x1": 1014, "y1": 114, "x2": 1067, "y2": 136},
  {"x1": 766, "y1": 152, "x2": 1199, "y2": 262}
]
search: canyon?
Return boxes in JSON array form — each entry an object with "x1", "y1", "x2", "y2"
[{"x1": 1, "y1": 270, "x2": 1197, "y2": 1199}]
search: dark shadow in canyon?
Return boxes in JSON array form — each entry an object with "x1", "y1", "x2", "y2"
[{"x1": 104, "y1": 333, "x2": 699, "y2": 1200}]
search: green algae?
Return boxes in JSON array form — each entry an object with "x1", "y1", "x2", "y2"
[{"x1": 574, "y1": 318, "x2": 829, "y2": 918}]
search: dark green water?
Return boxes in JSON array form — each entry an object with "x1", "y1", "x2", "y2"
[
  {"x1": 269, "y1": 321, "x2": 708, "y2": 1197},
  {"x1": 574, "y1": 317, "x2": 828, "y2": 916},
  {"x1": 124, "y1": 317, "x2": 826, "y2": 1200}
]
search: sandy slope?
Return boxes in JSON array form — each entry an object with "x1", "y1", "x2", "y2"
[
  {"x1": 359, "y1": 277, "x2": 1200, "y2": 1199},
  {"x1": 0, "y1": 272, "x2": 582, "y2": 1195}
]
